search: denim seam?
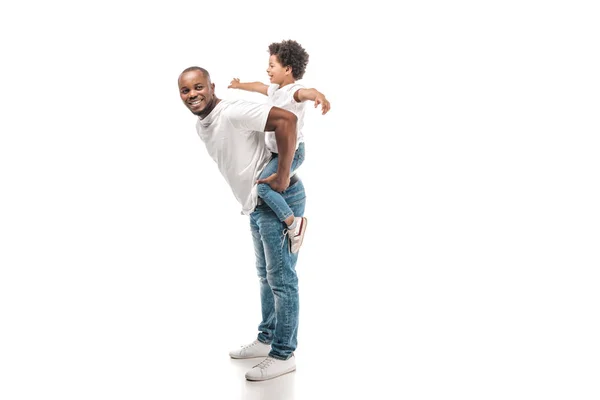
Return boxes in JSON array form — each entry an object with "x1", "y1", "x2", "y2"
[
  {"x1": 282, "y1": 237, "x2": 292, "y2": 357},
  {"x1": 272, "y1": 226, "x2": 290, "y2": 360}
]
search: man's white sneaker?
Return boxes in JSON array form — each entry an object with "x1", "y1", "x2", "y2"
[
  {"x1": 287, "y1": 217, "x2": 307, "y2": 254},
  {"x1": 229, "y1": 340, "x2": 271, "y2": 359},
  {"x1": 245, "y1": 355, "x2": 296, "y2": 381}
]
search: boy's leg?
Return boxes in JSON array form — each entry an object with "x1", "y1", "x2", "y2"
[
  {"x1": 257, "y1": 155, "x2": 296, "y2": 224},
  {"x1": 257, "y1": 145, "x2": 307, "y2": 253},
  {"x1": 283, "y1": 144, "x2": 307, "y2": 252}
]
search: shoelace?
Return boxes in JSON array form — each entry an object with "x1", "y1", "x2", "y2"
[
  {"x1": 280, "y1": 228, "x2": 289, "y2": 249},
  {"x1": 242, "y1": 340, "x2": 259, "y2": 350},
  {"x1": 254, "y1": 357, "x2": 275, "y2": 369}
]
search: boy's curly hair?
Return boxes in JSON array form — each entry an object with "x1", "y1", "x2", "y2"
[{"x1": 268, "y1": 40, "x2": 309, "y2": 80}]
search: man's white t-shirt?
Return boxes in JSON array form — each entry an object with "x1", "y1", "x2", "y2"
[
  {"x1": 196, "y1": 99, "x2": 273, "y2": 215},
  {"x1": 265, "y1": 83, "x2": 306, "y2": 154}
]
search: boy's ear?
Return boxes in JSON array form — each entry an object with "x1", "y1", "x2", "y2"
[{"x1": 285, "y1": 66, "x2": 292, "y2": 74}]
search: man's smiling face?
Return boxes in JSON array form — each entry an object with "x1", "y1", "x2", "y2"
[{"x1": 178, "y1": 69, "x2": 216, "y2": 117}]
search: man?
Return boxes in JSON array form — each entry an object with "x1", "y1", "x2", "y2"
[{"x1": 178, "y1": 66, "x2": 306, "y2": 381}]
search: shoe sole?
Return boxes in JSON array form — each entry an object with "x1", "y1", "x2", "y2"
[
  {"x1": 229, "y1": 353, "x2": 270, "y2": 359},
  {"x1": 245, "y1": 366, "x2": 297, "y2": 381}
]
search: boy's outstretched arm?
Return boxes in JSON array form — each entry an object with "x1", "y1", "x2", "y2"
[
  {"x1": 294, "y1": 88, "x2": 331, "y2": 115},
  {"x1": 228, "y1": 78, "x2": 268, "y2": 96}
]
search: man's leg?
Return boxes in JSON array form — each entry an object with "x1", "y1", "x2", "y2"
[
  {"x1": 228, "y1": 216, "x2": 274, "y2": 360},
  {"x1": 245, "y1": 179, "x2": 306, "y2": 381},
  {"x1": 252, "y1": 216, "x2": 276, "y2": 344},
  {"x1": 262, "y1": 213, "x2": 300, "y2": 359}
]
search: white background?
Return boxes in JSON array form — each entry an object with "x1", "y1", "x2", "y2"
[{"x1": 1, "y1": 1, "x2": 598, "y2": 399}]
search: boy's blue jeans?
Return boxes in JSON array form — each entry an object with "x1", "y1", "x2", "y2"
[
  {"x1": 256, "y1": 143, "x2": 305, "y2": 223},
  {"x1": 250, "y1": 177, "x2": 306, "y2": 360}
]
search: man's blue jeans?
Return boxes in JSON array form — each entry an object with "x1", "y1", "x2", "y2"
[{"x1": 250, "y1": 177, "x2": 306, "y2": 360}]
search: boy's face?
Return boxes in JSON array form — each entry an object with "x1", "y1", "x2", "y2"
[
  {"x1": 266, "y1": 55, "x2": 291, "y2": 85},
  {"x1": 178, "y1": 70, "x2": 216, "y2": 117}
]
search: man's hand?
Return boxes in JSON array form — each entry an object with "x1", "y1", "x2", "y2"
[
  {"x1": 228, "y1": 78, "x2": 241, "y2": 89},
  {"x1": 257, "y1": 172, "x2": 290, "y2": 193}
]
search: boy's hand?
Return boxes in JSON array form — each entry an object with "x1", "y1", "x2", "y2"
[
  {"x1": 314, "y1": 93, "x2": 331, "y2": 115},
  {"x1": 228, "y1": 78, "x2": 241, "y2": 89},
  {"x1": 257, "y1": 173, "x2": 290, "y2": 193}
]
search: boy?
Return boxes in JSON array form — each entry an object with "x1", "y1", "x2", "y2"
[{"x1": 228, "y1": 39, "x2": 330, "y2": 253}]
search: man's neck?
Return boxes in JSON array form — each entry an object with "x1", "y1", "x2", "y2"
[{"x1": 198, "y1": 97, "x2": 221, "y2": 119}]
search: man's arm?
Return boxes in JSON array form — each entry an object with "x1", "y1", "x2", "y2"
[
  {"x1": 256, "y1": 107, "x2": 297, "y2": 192},
  {"x1": 228, "y1": 78, "x2": 269, "y2": 96},
  {"x1": 294, "y1": 88, "x2": 331, "y2": 114}
]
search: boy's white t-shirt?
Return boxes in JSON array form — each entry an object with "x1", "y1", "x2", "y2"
[
  {"x1": 195, "y1": 99, "x2": 273, "y2": 215},
  {"x1": 265, "y1": 83, "x2": 306, "y2": 153}
]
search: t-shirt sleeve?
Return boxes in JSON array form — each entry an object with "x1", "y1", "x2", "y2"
[
  {"x1": 267, "y1": 84, "x2": 279, "y2": 99},
  {"x1": 227, "y1": 100, "x2": 273, "y2": 132},
  {"x1": 287, "y1": 83, "x2": 304, "y2": 103}
]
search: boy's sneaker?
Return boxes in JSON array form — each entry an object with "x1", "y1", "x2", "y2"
[
  {"x1": 288, "y1": 217, "x2": 307, "y2": 253},
  {"x1": 245, "y1": 355, "x2": 296, "y2": 381},
  {"x1": 229, "y1": 340, "x2": 271, "y2": 359}
]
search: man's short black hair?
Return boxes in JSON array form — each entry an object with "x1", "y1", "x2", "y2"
[{"x1": 180, "y1": 66, "x2": 210, "y2": 79}]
